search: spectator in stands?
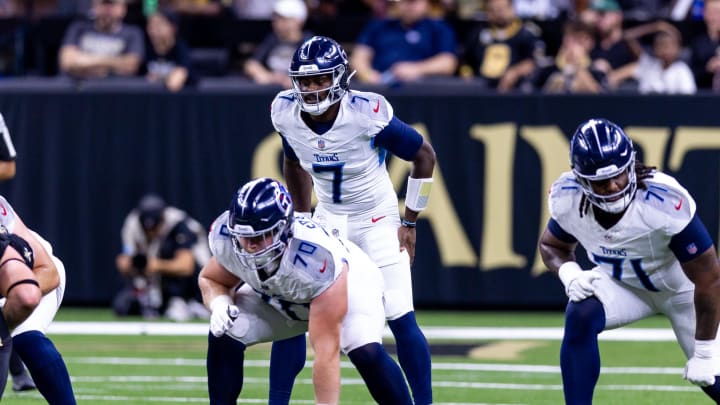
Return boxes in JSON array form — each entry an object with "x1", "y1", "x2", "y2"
[
  {"x1": 114, "y1": 194, "x2": 210, "y2": 322},
  {"x1": 586, "y1": 0, "x2": 638, "y2": 90},
  {"x1": 616, "y1": 20, "x2": 696, "y2": 94},
  {"x1": 460, "y1": 0, "x2": 545, "y2": 92},
  {"x1": 350, "y1": 0, "x2": 457, "y2": 85},
  {"x1": 690, "y1": 0, "x2": 720, "y2": 90},
  {"x1": 532, "y1": 19, "x2": 607, "y2": 93},
  {"x1": 59, "y1": 0, "x2": 145, "y2": 79},
  {"x1": 244, "y1": 0, "x2": 312, "y2": 88},
  {"x1": 144, "y1": 8, "x2": 194, "y2": 91}
]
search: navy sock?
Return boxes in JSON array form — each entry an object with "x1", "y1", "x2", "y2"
[
  {"x1": 561, "y1": 297, "x2": 606, "y2": 405},
  {"x1": 269, "y1": 334, "x2": 306, "y2": 405},
  {"x1": 14, "y1": 330, "x2": 76, "y2": 404},
  {"x1": 207, "y1": 333, "x2": 246, "y2": 405},
  {"x1": 701, "y1": 377, "x2": 720, "y2": 403},
  {"x1": 347, "y1": 342, "x2": 413, "y2": 405},
  {"x1": 388, "y1": 311, "x2": 433, "y2": 404}
]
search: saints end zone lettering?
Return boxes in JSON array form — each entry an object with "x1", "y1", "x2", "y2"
[{"x1": 250, "y1": 126, "x2": 720, "y2": 275}]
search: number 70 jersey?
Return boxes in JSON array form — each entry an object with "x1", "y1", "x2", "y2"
[
  {"x1": 209, "y1": 212, "x2": 348, "y2": 304},
  {"x1": 271, "y1": 89, "x2": 398, "y2": 215},
  {"x1": 548, "y1": 171, "x2": 697, "y2": 292}
]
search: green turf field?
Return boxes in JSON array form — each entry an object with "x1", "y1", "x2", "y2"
[{"x1": 2, "y1": 308, "x2": 711, "y2": 404}]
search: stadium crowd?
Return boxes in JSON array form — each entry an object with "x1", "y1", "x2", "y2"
[{"x1": 0, "y1": 0, "x2": 717, "y2": 93}]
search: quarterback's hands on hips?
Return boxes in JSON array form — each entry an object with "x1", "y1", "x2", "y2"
[
  {"x1": 684, "y1": 340, "x2": 717, "y2": 387},
  {"x1": 558, "y1": 262, "x2": 600, "y2": 302},
  {"x1": 209, "y1": 295, "x2": 240, "y2": 337}
]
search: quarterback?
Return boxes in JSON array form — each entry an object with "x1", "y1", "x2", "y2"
[
  {"x1": 270, "y1": 35, "x2": 435, "y2": 405},
  {"x1": 539, "y1": 118, "x2": 720, "y2": 403}
]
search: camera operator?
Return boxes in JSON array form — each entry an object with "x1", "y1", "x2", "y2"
[{"x1": 113, "y1": 194, "x2": 210, "y2": 321}]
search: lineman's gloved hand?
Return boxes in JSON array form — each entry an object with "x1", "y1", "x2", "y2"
[
  {"x1": 684, "y1": 340, "x2": 717, "y2": 387},
  {"x1": 558, "y1": 262, "x2": 600, "y2": 302},
  {"x1": 209, "y1": 295, "x2": 240, "y2": 337}
]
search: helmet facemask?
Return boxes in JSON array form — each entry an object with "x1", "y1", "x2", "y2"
[
  {"x1": 290, "y1": 65, "x2": 354, "y2": 115},
  {"x1": 574, "y1": 151, "x2": 637, "y2": 214},
  {"x1": 227, "y1": 218, "x2": 290, "y2": 276}
]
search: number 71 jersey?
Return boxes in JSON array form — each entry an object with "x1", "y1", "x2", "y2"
[
  {"x1": 548, "y1": 171, "x2": 697, "y2": 292},
  {"x1": 271, "y1": 89, "x2": 397, "y2": 214}
]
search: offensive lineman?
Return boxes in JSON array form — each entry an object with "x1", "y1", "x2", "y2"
[
  {"x1": 0, "y1": 195, "x2": 76, "y2": 403},
  {"x1": 199, "y1": 177, "x2": 413, "y2": 405},
  {"x1": 270, "y1": 35, "x2": 435, "y2": 405},
  {"x1": 539, "y1": 118, "x2": 720, "y2": 404}
]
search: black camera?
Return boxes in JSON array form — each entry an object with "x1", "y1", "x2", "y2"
[{"x1": 131, "y1": 253, "x2": 148, "y2": 273}]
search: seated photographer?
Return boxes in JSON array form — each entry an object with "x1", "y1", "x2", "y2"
[{"x1": 113, "y1": 194, "x2": 210, "y2": 321}]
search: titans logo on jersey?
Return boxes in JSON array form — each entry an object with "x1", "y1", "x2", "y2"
[
  {"x1": 271, "y1": 89, "x2": 398, "y2": 214},
  {"x1": 548, "y1": 171, "x2": 711, "y2": 292}
]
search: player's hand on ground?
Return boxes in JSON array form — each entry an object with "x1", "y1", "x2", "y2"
[{"x1": 209, "y1": 296, "x2": 240, "y2": 337}]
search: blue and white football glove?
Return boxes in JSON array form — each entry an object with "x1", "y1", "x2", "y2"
[
  {"x1": 558, "y1": 262, "x2": 600, "y2": 302},
  {"x1": 209, "y1": 295, "x2": 240, "y2": 337}
]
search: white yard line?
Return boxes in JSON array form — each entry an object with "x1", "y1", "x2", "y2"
[{"x1": 47, "y1": 322, "x2": 676, "y2": 341}]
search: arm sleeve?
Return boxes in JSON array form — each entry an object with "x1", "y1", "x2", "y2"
[
  {"x1": 669, "y1": 214, "x2": 713, "y2": 262},
  {"x1": 372, "y1": 116, "x2": 423, "y2": 161}
]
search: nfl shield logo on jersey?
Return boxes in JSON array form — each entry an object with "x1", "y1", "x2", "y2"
[
  {"x1": 317, "y1": 139, "x2": 325, "y2": 150},
  {"x1": 686, "y1": 243, "x2": 698, "y2": 255}
]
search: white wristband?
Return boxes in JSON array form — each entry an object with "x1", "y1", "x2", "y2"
[
  {"x1": 405, "y1": 177, "x2": 433, "y2": 212},
  {"x1": 294, "y1": 211, "x2": 311, "y2": 218},
  {"x1": 210, "y1": 295, "x2": 232, "y2": 312},
  {"x1": 695, "y1": 340, "x2": 715, "y2": 359},
  {"x1": 558, "y1": 261, "x2": 583, "y2": 288}
]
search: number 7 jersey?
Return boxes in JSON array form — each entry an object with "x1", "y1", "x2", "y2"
[
  {"x1": 271, "y1": 89, "x2": 397, "y2": 215},
  {"x1": 548, "y1": 171, "x2": 697, "y2": 292}
]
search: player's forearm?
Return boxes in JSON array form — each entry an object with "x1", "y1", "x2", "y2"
[{"x1": 694, "y1": 287, "x2": 720, "y2": 340}]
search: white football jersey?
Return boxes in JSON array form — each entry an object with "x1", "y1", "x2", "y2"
[
  {"x1": 271, "y1": 90, "x2": 398, "y2": 215},
  {"x1": 549, "y1": 171, "x2": 696, "y2": 292},
  {"x1": 209, "y1": 212, "x2": 348, "y2": 306}
]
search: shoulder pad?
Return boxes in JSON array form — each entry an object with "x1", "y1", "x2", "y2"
[
  {"x1": 346, "y1": 90, "x2": 393, "y2": 123},
  {"x1": 271, "y1": 90, "x2": 296, "y2": 115},
  {"x1": 548, "y1": 172, "x2": 583, "y2": 220},
  {"x1": 636, "y1": 172, "x2": 695, "y2": 228}
]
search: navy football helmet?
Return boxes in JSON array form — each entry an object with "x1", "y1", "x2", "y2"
[
  {"x1": 227, "y1": 178, "x2": 294, "y2": 273},
  {"x1": 570, "y1": 118, "x2": 637, "y2": 213},
  {"x1": 288, "y1": 36, "x2": 355, "y2": 115}
]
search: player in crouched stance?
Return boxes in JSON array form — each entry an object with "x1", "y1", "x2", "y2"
[
  {"x1": 199, "y1": 177, "x2": 412, "y2": 405},
  {"x1": 539, "y1": 118, "x2": 720, "y2": 404}
]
